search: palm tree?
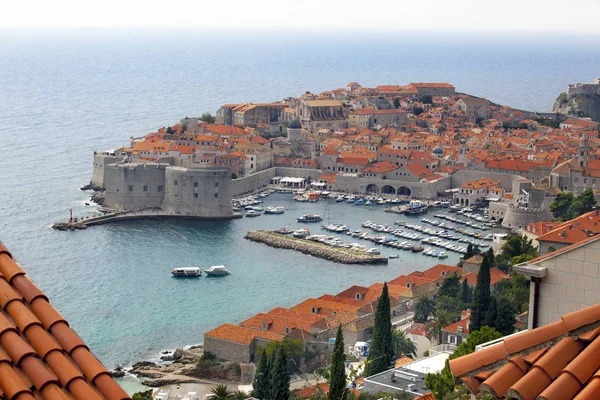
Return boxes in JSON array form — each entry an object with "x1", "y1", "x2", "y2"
[
  {"x1": 232, "y1": 390, "x2": 248, "y2": 400},
  {"x1": 391, "y1": 330, "x2": 417, "y2": 358},
  {"x1": 414, "y1": 296, "x2": 435, "y2": 323},
  {"x1": 211, "y1": 384, "x2": 233, "y2": 400},
  {"x1": 424, "y1": 310, "x2": 453, "y2": 345}
]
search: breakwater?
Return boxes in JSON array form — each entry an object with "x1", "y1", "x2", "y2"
[{"x1": 244, "y1": 230, "x2": 388, "y2": 264}]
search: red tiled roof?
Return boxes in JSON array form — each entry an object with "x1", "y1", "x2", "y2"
[
  {"x1": 294, "y1": 383, "x2": 329, "y2": 398},
  {"x1": 337, "y1": 157, "x2": 370, "y2": 165},
  {"x1": 443, "y1": 316, "x2": 470, "y2": 335},
  {"x1": 0, "y1": 242, "x2": 130, "y2": 400},
  {"x1": 406, "y1": 323, "x2": 427, "y2": 336},
  {"x1": 422, "y1": 264, "x2": 463, "y2": 281},
  {"x1": 461, "y1": 268, "x2": 510, "y2": 287},
  {"x1": 460, "y1": 178, "x2": 500, "y2": 190},
  {"x1": 205, "y1": 324, "x2": 282, "y2": 345},
  {"x1": 449, "y1": 304, "x2": 600, "y2": 400},
  {"x1": 361, "y1": 161, "x2": 398, "y2": 174},
  {"x1": 536, "y1": 210, "x2": 600, "y2": 245}
]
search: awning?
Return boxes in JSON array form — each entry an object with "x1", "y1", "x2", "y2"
[
  {"x1": 485, "y1": 197, "x2": 500, "y2": 202},
  {"x1": 445, "y1": 188, "x2": 459, "y2": 193}
]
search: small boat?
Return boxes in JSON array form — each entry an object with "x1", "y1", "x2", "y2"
[
  {"x1": 172, "y1": 267, "x2": 202, "y2": 277},
  {"x1": 264, "y1": 206, "x2": 285, "y2": 214},
  {"x1": 437, "y1": 252, "x2": 448, "y2": 259},
  {"x1": 366, "y1": 248, "x2": 380, "y2": 255},
  {"x1": 297, "y1": 214, "x2": 322, "y2": 223},
  {"x1": 355, "y1": 198, "x2": 365, "y2": 205},
  {"x1": 84, "y1": 202, "x2": 90, "y2": 206},
  {"x1": 365, "y1": 200, "x2": 372, "y2": 205},
  {"x1": 273, "y1": 227, "x2": 293, "y2": 234},
  {"x1": 389, "y1": 254, "x2": 400, "y2": 259},
  {"x1": 245, "y1": 210, "x2": 260, "y2": 217},
  {"x1": 411, "y1": 246, "x2": 424, "y2": 252},
  {"x1": 204, "y1": 265, "x2": 230, "y2": 276},
  {"x1": 292, "y1": 228, "x2": 311, "y2": 238},
  {"x1": 335, "y1": 195, "x2": 345, "y2": 202}
]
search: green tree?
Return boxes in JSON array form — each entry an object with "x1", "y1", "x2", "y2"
[
  {"x1": 414, "y1": 296, "x2": 435, "y2": 323},
  {"x1": 438, "y1": 273, "x2": 461, "y2": 299},
  {"x1": 270, "y1": 347, "x2": 290, "y2": 400},
  {"x1": 424, "y1": 309, "x2": 453, "y2": 345},
  {"x1": 459, "y1": 279, "x2": 472, "y2": 306},
  {"x1": 253, "y1": 350, "x2": 270, "y2": 400},
  {"x1": 564, "y1": 189, "x2": 597, "y2": 219},
  {"x1": 364, "y1": 282, "x2": 393, "y2": 376},
  {"x1": 421, "y1": 95, "x2": 433, "y2": 104},
  {"x1": 435, "y1": 295, "x2": 461, "y2": 315},
  {"x1": 424, "y1": 361, "x2": 455, "y2": 400},
  {"x1": 166, "y1": 126, "x2": 174, "y2": 134},
  {"x1": 413, "y1": 107, "x2": 424, "y2": 116},
  {"x1": 328, "y1": 325, "x2": 347, "y2": 400},
  {"x1": 470, "y1": 250, "x2": 491, "y2": 331},
  {"x1": 463, "y1": 243, "x2": 480, "y2": 260},
  {"x1": 233, "y1": 391, "x2": 249, "y2": 400},
  {"x1": 132, "y1": 390, "x2": 153, "y2": 400},
  {"x1": 211, "y1": 384, "x2": 234, "y2": 400},
  {"x1": 494, "y1": 300, "x2": 516, "y2": 336},
  {"x1": 550, "y1": 192, "x2": 574, "y2": 221},
  {"x1": 200, "y1": 112, "x2": 216, "y2": 124},
  {"x1": 260, "y1": 337, "x2": 304, "y2": 372},
  {"x1": 391, "y1": 329, "x2": 417, "y2": 358},
  {"x1": 483, "y1": 296, "x2": 497, "y2": 328}
]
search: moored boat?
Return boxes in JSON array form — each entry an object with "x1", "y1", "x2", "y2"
[
  {"x1": 297, "y1": 214, "x2": 322, "y2": 223},
  {"x1": 264, "y1": 206, "x2": 285, "y2": 214},
  {"x1": 204, "y1": 265, "x2": 230, "y2": 276},
  {"x1": 172, "y1": 267, "x2": 202, "y2": 277}
]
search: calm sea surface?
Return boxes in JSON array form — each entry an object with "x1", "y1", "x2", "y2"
[{"x1": 1, "y1": 30, "x2": 599, "y2": 383}]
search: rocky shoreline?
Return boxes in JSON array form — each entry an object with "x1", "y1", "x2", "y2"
[
  {"x1": 112, "y1": 347, "x2": 206, "y2": 387},
  {"x1": 244, "y1": 230, "x2": 388, "y2": 264}
]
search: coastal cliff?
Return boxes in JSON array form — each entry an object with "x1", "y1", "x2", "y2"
[{"x1": 553, "y1": 91, "x2": 600, "y2": 122}]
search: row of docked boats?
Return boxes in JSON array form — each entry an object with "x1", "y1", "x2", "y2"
[
  {"x1": 244, "y1": 206, "x2": 285, "y2": 217},
  {"x1": 171, "y1": 265, "x2": 231, "y2": 277}
]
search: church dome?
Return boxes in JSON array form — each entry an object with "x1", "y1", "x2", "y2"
[
  {"x1": 432, "y1": 146, "x2": 444, "y2": 156},
  {"x1": 287, "y1": 119, "x2": 302, "y2": 129}
]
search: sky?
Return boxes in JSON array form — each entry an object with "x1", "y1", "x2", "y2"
[{"x1": 2, "y1": 0, "x2": 600, "y2": 33}]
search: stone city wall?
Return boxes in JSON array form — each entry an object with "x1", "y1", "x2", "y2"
[
  {"x1": 450, "y1": 169, "x2": 526, "y2": 192},
  {"x1": 91, "y1": 154, "x2": 122, "y2": 188},
  {"x1": 203, "y1": 337, "x2": 251, "y2": 364},
  {"x1": 103, "y1": 163, "x2": 167, "y2": 211},
  {"x1": 163, "y1": 166, "x2": 233, "y2": 218},
  {"x1": 334, "y1": 175, "x2": 451, "y2": 198}
]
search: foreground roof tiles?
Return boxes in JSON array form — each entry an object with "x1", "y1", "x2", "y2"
[
  {"x1": 449, "y1": 304, "x2": 600, "y2": 400},
  {"x1": 0, "y1": 241, "x2": 130, "y2": 400}
]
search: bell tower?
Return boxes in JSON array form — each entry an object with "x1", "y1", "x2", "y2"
[
  {"x1": 578, "y1": 134, "x2": 590, "y2": 170},
  {"x1": 458, "y1": 139, "x2": 468, "y2": 168}
]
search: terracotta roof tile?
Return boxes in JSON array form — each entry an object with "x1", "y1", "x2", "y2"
[
  {"x1": 450, "y1": 304, "x2": 600, "y2": 400},
  {"x1": 0, "y1": 241, "x2": 130, "y2": 400}
]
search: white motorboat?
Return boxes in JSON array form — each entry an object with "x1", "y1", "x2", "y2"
[
  {"x1": 292, "y1": 228, "x2": 311, "y2": 238},
  {"x1": 264, "y1": 206, "x2": 285, "y2": 214},
  {"x1": 245, "y1": 210, "x2": 260, "y2": 217},
  {"x1": 172, "y1": 267, "x2": 202, "y2": 277},
  {"x1": 366, "y1": 248, "x2": 380, "y2": 255},
  {"x1": 335, "y1": 195, "x2": 345, "y2": 202},
  {"x1": 297, "y1": 214, "x2": 322, "y2": 223},
  {"x1": 204, "y1": 265, "x2": 231, "y2": 276}
]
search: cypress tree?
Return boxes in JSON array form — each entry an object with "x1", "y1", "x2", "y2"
[
  {"x1": 253, "y1": 350, "x2": 269, "y2": 400},
  {"x1": 365, "y1": 282, "x2": 393, "y2": 377},
  {"x1": 495, "y1": 301, "x2": 517, "y2": 336},
  {"x1": 459, "y1": 278, "x2": 472, "y2": 306},
  {"x1": 470, "y1": 251, "x2": 491, "y2": 331},
  {"x1": 267, "y1": 349, "x2": 278, "y2": 400},
  {"x1": 483, "y1": 296, "x2": 497, "y2": 328},
  {"x1": 328, "y1": 325, "x2": 347, "y2": 400},
  {"x1": 270, "y1": 347, "x2": 290, "y2": 400}
]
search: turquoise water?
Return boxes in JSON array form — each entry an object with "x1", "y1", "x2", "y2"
[{"x1": 1, "y1": 29, "x2": 600, "y2": 372}]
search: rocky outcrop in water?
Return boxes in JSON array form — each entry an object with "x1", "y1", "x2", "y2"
[
  {"x1": 52, "y1": 222, "x2": 87, "y2": 231},
  {"x1": 81, "y1": 181, "x2": 104, "y2": 191},
  {"x1": 91, "y1": 191, "x2": 105, "y2": 205},
  {"x1": 553, "y1": 92, "x2": 600, "y2": 122},
  {"x1": 245, "y1": 230, "x2": 388, "y2": 264}
]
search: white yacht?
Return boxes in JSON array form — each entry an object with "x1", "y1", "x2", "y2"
[
  {"x1": 292, "y1": 228, "x2": 311, "y2": 238},
  {"x1": 264, "y1": 206, "x2": 285, "y2": 214},
  {"x1": 204, "y1": 265, "x2": 230, "y2": 276},
  {"x1": 172, "y1": 267, "x2": 202, "y2": 277},
  {"x1": 245, "y1": 210, "x2": 260, "y2": 217}
]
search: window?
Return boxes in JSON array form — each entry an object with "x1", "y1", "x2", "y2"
[
  {"x1": 214, "y1": 193, "x2": 219, "y2": 198},
  {"x1": 194, "y1": 182, "x2": 198, "y2": 188},
  {"x1": 174, "y1": 180, "x2": 178, "y2": 186},
  {"x1": 251, "y1": 164, "x2": 254, "y2": 169},
  {"x1": 158, "y1": 185, "x2": 163, "y2": 192},
  {"x1": 215, "y1": 182, "x2": 219, "y2": 188},
  {"x1": 194, "y1": 193, "x2": 198, "y2": 198},
  {"x1": 449, "y1": 335, "x2": 457, "y2": 345},
  {"x1": 128, "y1": 185, "x2": 133, "y2": 191},
  {"x1": 143, "y1": 185, "x2": 148, "y2": 192}
]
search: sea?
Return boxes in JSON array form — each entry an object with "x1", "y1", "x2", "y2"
[{"x1": 1, "y1": 28, "x2": 599, "y2": 391}]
